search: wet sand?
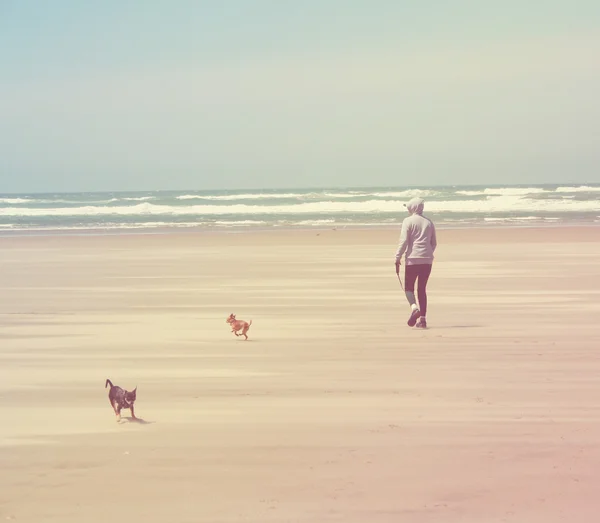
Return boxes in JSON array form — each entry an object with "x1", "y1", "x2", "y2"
[{"x1": 1, "y1": 226, "x2": 599, "y2": 522}]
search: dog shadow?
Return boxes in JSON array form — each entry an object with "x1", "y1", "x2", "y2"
[
  {"x1": 421, "y1": 325, "x2": 483, "y2": 331},
  {"x1": 121, "y1": 417, "x2": 155, "y2": 425}
]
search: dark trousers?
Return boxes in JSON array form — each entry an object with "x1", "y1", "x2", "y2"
[{"x1": 405, "y1": 264, "x2": 432, "y2": 316}]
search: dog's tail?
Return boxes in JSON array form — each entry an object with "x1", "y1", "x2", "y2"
[
  {"x1": 248, "y1": 319, "x2": 252, "y2": 327},
  {"x1": 105, "y1": 379, "x2": 113, "y2": 389}
]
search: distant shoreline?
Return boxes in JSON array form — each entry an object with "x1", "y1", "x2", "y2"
[{"x1": 1, "y1": 221, "x2": 599, "y2": 239}]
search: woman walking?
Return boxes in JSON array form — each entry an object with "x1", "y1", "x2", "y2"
[{"x1": 394, "y1": 197, "x2": 437, "y2": 328}]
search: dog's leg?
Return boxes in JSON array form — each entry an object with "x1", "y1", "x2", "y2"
[
  {"x1": 110, "y1": 399, "x2": 120, "y2": 420},
  {"x1": 130, "y1": 405, "x2": 138, "y2": 420},
  {"x1": 116, "y1": 405, "x2": 122, "y2": 422}
]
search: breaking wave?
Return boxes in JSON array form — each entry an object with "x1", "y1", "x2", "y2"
[
  {"x1": 0, "y1": 195, "x2": 598, "y2": 217},
  {"x1": 1, "y1": 185, "x2": 598, "y2": 232}
]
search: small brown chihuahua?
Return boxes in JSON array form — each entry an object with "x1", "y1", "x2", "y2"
[{"x1": 226, "y1": 313, "x2": 252, "y2": 340}]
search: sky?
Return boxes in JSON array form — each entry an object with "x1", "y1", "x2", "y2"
[{"x1": 1, "y1": 1, "x2": 599, "y2": 193}]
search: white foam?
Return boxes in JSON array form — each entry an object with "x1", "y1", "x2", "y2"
[
  {"x1": 0, "y1": 196, "x2": 143, "y2": 205},
  {"x1": 0, "y1": 195, "x2": 599, "y2": 217},
  {"x1": 174, "y1": 190, "x2": 439, "y2": 201},
  {"x1": 484, "y1": 188, "x2": 549, "y2": 196},
  {"x1": 426, "y1": 196, "x2": 599, "y2": 213},
  {"x1": 176, "y1": 191, "x2": 374, "y2": 201},
  {"x1": 555, "y1": 185, "x2": 600, "y2": 193},
  {"x1": 370, "y1": 189, "x2": 440, "y2": 198},
  {"x1": 484, "y1": 216, "x2": 542, "y2": 222},
  {"x1": 176, "y1": 193, "x2": 304, "y2": 201},
  {"x1": 0, "y1": 221, "x2": 206, "y2": 231},
  {"x1": 457, "y1": 187, "x2": 550, "y2": 197},
  {"x1": 294, "y1": 219, "x2": 336, "y2": 226},
  {"x1": 0, "y1": 198, "x2": 31, "y2": 204},
  {"x1": 114, "y1": 221, "x2": 199, "y2": 228},
  {"x1": 457, "y1": 186, "x2": 600, "y2": 197},
  {"x1": 308, "y1": 192, "x2": 368, "y2": 199},
  {"x1": 94, "y1": 196, "x2": 155, "y2": 204},
  {"x1": 212, "y1": 220, "x2": 268, "y2": 226}
]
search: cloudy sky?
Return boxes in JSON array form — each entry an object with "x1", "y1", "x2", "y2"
[{"x1": 1, "y1": 1, "x2": 599, "y2": 193}]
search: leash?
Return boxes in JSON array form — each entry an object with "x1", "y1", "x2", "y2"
[{"x1": 395, "y1": 264, "x2": 404, "y2": 291}]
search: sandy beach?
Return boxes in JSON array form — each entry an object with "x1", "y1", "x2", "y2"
[{"x1": 1, "y1": 225, "x2": 599, "y2": 522}]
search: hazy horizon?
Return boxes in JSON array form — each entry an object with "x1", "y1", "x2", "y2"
[
  {"x1": 2, "y1": 1, "x2": 599, "y2": 193},
  {"x1": 3, "y1": 180, "x2": 600, "y2": 197}
]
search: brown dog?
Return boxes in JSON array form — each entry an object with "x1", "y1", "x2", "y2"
[
  {"x1": 226, "y1": 313, "x2": 252, "y2": 340},
  {"x1": 105, "y1": 379, "x2": 138, "y2": 422}
]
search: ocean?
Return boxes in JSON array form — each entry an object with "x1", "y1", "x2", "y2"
[{"x1": 0, "y1": 184, "x2": 599, "y2": 234}]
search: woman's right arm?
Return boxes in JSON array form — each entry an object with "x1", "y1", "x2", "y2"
[{"x1": 395, "y1": 220, "x2": 410, "y2": 264}]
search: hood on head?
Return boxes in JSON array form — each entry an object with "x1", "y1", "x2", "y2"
[{"x1": 405, "y1": 197, "x2": 425, "y2": 215}]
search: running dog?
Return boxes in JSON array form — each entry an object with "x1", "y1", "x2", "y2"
[
  {"x1": 105, "y1": 379, "x2": 138, "y2": 422},
  {"x1": 226, "y1": 313, "x2": 252, "y2": 340}
]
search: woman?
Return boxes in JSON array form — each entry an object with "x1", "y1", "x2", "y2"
[{"x1": 394, "y1": 197, "x2": 437, "y2": 328}]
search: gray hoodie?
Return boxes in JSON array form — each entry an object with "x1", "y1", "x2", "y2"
[{"x1": 394, "y1": 197, "x2": 437, "y2": 265}]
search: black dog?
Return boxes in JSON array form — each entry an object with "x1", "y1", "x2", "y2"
[{"x1": 105, "y1": 379, "x2": 138, "y2": 422}]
